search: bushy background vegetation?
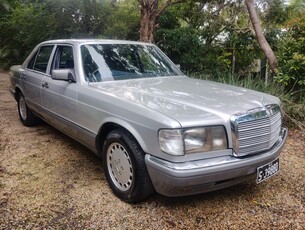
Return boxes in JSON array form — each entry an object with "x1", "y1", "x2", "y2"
[{"x1": 0, "y1": 0, "x2": 304, "y2": 128}]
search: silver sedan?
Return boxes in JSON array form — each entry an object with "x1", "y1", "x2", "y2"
[{"x1": 9, "y1": 39, "x2": 287, "y2": 203}]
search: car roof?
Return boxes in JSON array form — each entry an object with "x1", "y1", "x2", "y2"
[{"x1": 39, "y1": 39, "x2": 153, "y2": 46}]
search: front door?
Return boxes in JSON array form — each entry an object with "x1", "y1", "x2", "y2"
[{"x1": 41, "y1": 45, "x2": 78, "y2": 136}]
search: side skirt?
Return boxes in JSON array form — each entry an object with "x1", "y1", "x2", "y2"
[{"x1": 28, "y1": 101, "x2": 99, "y2": 156}]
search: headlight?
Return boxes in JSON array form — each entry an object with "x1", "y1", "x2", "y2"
[
  {"x1": 184, "y1": 126, "x2": 227, "y2": 154},
  {"x1": 159, "y1": 126, "x2": 227, "y2": 156},
  {"x1": 159, "y1": 129, "x2": 184, "y2": 156}
]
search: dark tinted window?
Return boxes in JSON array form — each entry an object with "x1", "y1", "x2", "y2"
[
  {"x1": 27, "y1": 50, "x2": 38, "y2": 69},
  {"x1": 52, "y1": 46, "x2": 74, "y2": 70},
  {"x1": 28, "y1": 45, "x2": 54, "y2": 73}
]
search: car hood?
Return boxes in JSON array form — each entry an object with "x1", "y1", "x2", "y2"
[{"x1": 90, "y1": 76, "x2": 280, "y2": 127}]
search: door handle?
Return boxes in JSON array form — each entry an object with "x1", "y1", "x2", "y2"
[{"x1": 42, "y1": 82, "x2": 49, "y2": 88}]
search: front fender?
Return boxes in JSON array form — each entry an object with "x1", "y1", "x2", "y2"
[{"x1": 96, "y1": 117, "x2": 153, "y2": 156}]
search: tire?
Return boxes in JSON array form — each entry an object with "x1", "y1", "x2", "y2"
[
  {"x1": 17, "y1": 92, "x2": 39, "y2": 127},
  {"x1": 102, "y1": 129, "x2": 154, "y2": 203}
]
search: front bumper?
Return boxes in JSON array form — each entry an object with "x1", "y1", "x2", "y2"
[{"x1": 145, "y1": 128, "x2": 288, "y2": 197}]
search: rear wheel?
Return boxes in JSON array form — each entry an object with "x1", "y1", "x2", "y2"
[
  {"x1": 17, "y1": 92, "x2": 39, "y2": 127},
  {"x1": 102, "y1": 129, "x2": 154, "y2": 203}
]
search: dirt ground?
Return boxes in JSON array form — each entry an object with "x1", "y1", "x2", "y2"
[{"x1": 0, "y1": 70, "x2": 304, "y2": 229}]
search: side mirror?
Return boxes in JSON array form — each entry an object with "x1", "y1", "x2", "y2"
[{"x1": 51, "y1": 69, "x2": 76, "y2": 83}]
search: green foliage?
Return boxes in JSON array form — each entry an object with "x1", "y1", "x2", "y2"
[
  {"x1": 0, "y1": 0, "x2": 114, "y2": 69},
  {"x1": 156, "y1": 26, "x2": 226, "y2": 73},
  {"x1": 0, "y1": 2, "x2": 54, "y2": 68},
  {"x1": 46, "y1": 0, "x2": 113, "y2": 38},
  {"x1": 156, "y1": 3, "x2": 227, "y2": 74},
  {"x1": 155, "y1": 0, "x2": 266, "y2": 76},
  {"x1": 276, "y1": 4, "x2": 305, "y2": 100},
  {"x1": 0, "y1": 0, "x2": 303, "y2": 127},
  {"x1": 103, "y1": 0, "x2": 140, "y2": 40}
]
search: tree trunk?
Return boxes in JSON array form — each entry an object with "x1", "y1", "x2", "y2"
[
  {"x1": 139, "y1": 0, "x2": 184, "y2": 43},
  {"x1": 140, "y1": 0, "x2": 158, "y2": 43},
  {"x1": 232, "y1": 45, "x2": 236, "y2": 75},
  {"x1": 245, "y1": 0, "x2": 278, "y2": 74}
]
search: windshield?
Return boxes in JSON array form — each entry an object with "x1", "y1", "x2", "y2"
[{"x1": 81, "y1": 43, "x2": 181, "y2": 82}]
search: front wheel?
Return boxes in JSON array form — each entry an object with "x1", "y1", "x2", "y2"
[
  {"x1": 102, "y1": 129, "x2": 154, "y2": 203},
  {"x1": 17, "y1": 92, "x2": 39, "y2": 127}
]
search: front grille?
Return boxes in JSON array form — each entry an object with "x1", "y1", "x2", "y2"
[{"x1": 231, "y1": 104, "x2": 282, "y2": 156}]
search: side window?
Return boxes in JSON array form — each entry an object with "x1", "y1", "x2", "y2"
[
  {"x1": 28, "y1": 45, "x2": 54, "y2": 73},
  {"x1": 27, "y1": 50, "x2": 38, "y2": 69},
  {"x1": 52, "y1": 46, "x2": 74, "y2": 70}
]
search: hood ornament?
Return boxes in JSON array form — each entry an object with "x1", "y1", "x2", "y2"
[{"x1": 260, "y1": 97, "x2": 267, "y2": 107}]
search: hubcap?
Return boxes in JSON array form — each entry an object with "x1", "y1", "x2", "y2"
[
  {"x1": 107, "y1": 142, "x2": 134, "y2": 191},
  {"x1": 19, "y1": 96, "x2": 27, "y2": 120}
]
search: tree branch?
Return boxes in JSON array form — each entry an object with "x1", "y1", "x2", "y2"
[
  {"x1": 157, "y1": 0, "x2": 185, "y2": 17},
  {"x1": 211, "y1": 1, "x2": 234, "y2": 16},
  {"x1": 245, "y1": 0, "x2": 278, "y2": 74}
]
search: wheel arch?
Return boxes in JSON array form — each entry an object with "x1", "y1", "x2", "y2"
[
  {"x1": 14, "y1": 86, "x2": 23, "y2": 101},
  {"x1": 96, "y1": 120, "x2": 148, "y2": 158}
]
